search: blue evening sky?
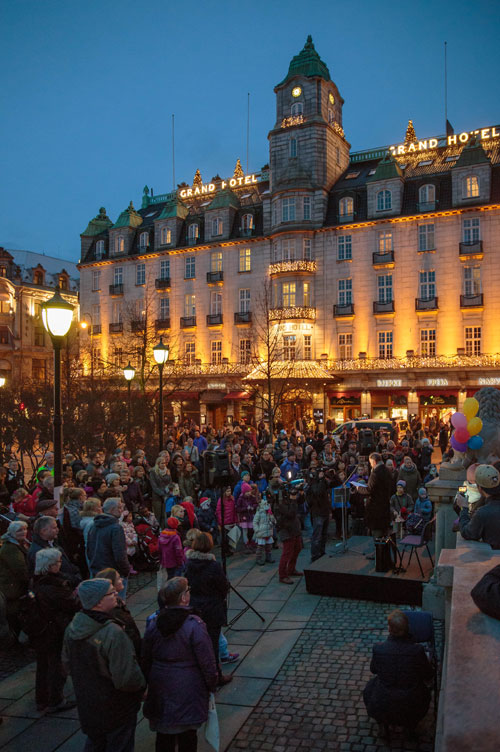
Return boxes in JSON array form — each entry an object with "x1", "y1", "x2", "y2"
[{"x1": 1, "y1": 0, "x2": 499, "y2": 261}]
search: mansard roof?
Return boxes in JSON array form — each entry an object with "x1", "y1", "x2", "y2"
[
  {"x1": 112, "y1": 201, "x2": 143, "y2": 229},
  {"x1": 454, "y1": 136, "x2": 491, "y2": 168},
  {"x1": 276, "y1": 35, "x2": 331, "y2": 87},
  {"x1": 81, "y1": 207, "x2": 113, "y2": 237}
]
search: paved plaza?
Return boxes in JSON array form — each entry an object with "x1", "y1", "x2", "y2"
[{"x1": 0, "y1": 543, "x2": 440, "y2": 751}]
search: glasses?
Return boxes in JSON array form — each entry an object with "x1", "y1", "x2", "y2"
[{"x1": 104, "y1": 589, "x2": 118, "y2": 597}]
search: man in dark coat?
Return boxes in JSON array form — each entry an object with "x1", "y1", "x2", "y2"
[
  {"x1": 28, "y1": 516, "x2": 81, "y2": 588},
  {"x1": 361, "y1": 453, "x2": 393, "y2": 537},
  {"x1": 306, "y1": 469, "x2": 332, "y2": 562},
  {"x1": 87, "y1": 499, "x2": 131, "y2": 597},
  {"x1": 363, "y1": 609, "x2": 433, "y2": 729},
  {"x1": 276, "y1": 487, "x2": 303, "y2": 584}
]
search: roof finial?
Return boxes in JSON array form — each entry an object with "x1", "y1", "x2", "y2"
[
  {"x1": 404, "y1": 119, "x2": 417, "y2": 145},
  {"x1": 233, "y1": 158, "x2": 244, "y2": 179},
  {"x1": 193, "y1": 169, "x2": 203, "y2": 187}
]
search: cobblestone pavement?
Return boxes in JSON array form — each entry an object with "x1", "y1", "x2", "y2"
[{"x1": 228, "y1": 597, "x2": 442, "y2": 752}]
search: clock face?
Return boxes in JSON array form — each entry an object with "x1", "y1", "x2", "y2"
[
  {"x1": 292, "y1": 86, "x2": 302, "y2": 98},
  {"x1": 329, "y1": 92, "x2": 335, "y2": 105}
]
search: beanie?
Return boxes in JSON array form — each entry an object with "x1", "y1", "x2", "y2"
[
  {"x1": 78, "y1": 578, "x2": 112, "y2": 610},
  {"x1": 106, "y1": 473, "x2": 120, "y2": 486},
  {"x1": 418, "y1": 487, "x2": 427, "y2": 497},
  {"x1": 396, "y1": 480, "x2": 406, "y2": 487},
  {"x1": 167, "y1": 516, "x2": 180, "y2": 529}
]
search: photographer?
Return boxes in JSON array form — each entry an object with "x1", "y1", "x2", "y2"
[
  {"x1": 306, "y1": 466, "x2": 333, "y2": 563},
  {"x1": 276, "y1": 487, "x2": 303, "y2": 584},
  {"x1": 459, "y1": 463, "x2": 500, "y2": 550}
]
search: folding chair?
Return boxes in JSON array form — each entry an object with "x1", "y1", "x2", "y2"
[
  {"x1": 403, "y1": 609, "x2": 438, "y2": 717},
  {"x1": 398, "y1": 516, "x2": 435, "y2": 578}
]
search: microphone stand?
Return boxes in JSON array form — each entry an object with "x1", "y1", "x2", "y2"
[{"x1": 330, "y1": 468, "x2": 365, "y2": 556}]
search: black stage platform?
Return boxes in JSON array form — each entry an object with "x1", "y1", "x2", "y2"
[{"x1": 304, "y1": 535, "x2": 434, "y2": 606}]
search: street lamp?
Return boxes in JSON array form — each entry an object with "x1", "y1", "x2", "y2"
[
  {"x1": 41, "y1": 287, "x2": 74, "y2": 487},
  {"x1": 153, "y1": 337, "x2": 169, "y2": 453},
  {"x1": 123, "y1": 362, "x2": 135, "y2": 444},
  {"x1": 0, "y1": 377, "x2": 5, "y2": 388}
]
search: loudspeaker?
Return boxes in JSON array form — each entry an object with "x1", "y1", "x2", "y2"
[{"x1": 204, "y1": 451, "x2": 231, "y2": 488}]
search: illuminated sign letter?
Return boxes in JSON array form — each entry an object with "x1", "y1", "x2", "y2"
[
  {"x1": 180, "y1": 189, "x2": 187, "y2": 198},
  {"x1": 408, "y1": 143, "x2": 416, "y2": 152},
  {"x1": 221, "y1": 181, "x2": 227, "y2": 189},
  {"x1": 459, "y1": 132, "x2": 469, "y2": 143},
  {"x1": 418, "y1": 141, "x2": 427, "y2": 151},
  {"x1": 429, "y1": 139, "x2": 438, "y2": 148},
  {"x1": 492, "y1": 127, "x2": 499, "y2": 138},
  {"x1": 252, "y1": 175, "x2": 257, "y2": 183},
  {"x1": 448, "y1": 134, "x2": 457, "y2": 145},
  {"x1": 481, "y1": 128, "x2": 490, "y2": 140},
  {"x1": 229, "y1": 178, "x2": 237, "y2": 187},
  {"x1": 397, "y1": 145, "x2": 405, "y2": 155}
]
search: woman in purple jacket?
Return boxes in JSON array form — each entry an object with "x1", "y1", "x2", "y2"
[{"x1": 142, "y1": 577, "x2": 218, "y2": 751}]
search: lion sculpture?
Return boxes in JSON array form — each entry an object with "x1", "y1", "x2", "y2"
[{"x1": 468, "y1": 387, "x2": 500, "y2": 465}]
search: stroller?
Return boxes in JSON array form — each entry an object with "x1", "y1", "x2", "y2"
[{"x1": 133, "y1": 513, "x2": 160, "y2": 571}]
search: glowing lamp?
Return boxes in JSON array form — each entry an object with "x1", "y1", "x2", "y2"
[
  {"x1": 153, "y1": 338, "x2": 170, "y2": 365},
  {"x1": 41, "y1": 288, "x2": 74, "y2": 339},
  {"x1": 123, "y1": 363, "x2": 135, "y2": 382},
  {"x1": 0, "y1": 377, "x2": 5, "y2": 388}
]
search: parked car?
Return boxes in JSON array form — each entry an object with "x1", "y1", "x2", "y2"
[{"x1": 331, "y1": 419, "x2": 393, "y2": 448}]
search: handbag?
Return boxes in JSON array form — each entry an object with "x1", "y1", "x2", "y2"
[
  {"x1": 204, "y1": 691, "x2": 220, "y2": 751},
  {"x1": 227, "y1": 524, "x2": 241, "y2": 550}
]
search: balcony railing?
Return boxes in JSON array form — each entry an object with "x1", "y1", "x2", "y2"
[
  {"x1": 333, "y1": 303, "x2": 355, "y2": 317},
  {"x1": 372, "y1": 251, "x2": 394, "y2": 266},
  {"x1": 207, "y1": 313, "x2": 223, "y2": 326},
  {"x1": 460, "y1": 293, "x2": 484, "y2": 308},
  {"x1": 269, "y1": 259, "x2": 317, "y2": 275},
  {"x1": 207, "y1": 271, "x2": 224, "y2": 283},
  {"x1": 109, "y1": 322, "x2": 123, "y2": 333},
  {"x1": 338, "y1": 213, "x2": 354, "y2": 224},
  {"x1": 418, "y1": 201, "x2": 436, "y2": 212},
  {"x1": 240, "y1": 227, "x2": 253, "y2": 237},
  {"x1": 155, "y1": 318, "x2": 171, "y2": 331},
  {"x1": 459, "y1": 240, "x2": 483, "y2": 257},
  {"x1": 269, "y1": 306, "x2": 316, "y2": 321},
  {"x1": 180, "y1": 316, "x2": 196, "y2": 328},
  {"x1": 373, "y1": 300, "x2": 395, "y2": 313},
  {"x1": 155, "y1": 277, "x2": 171, "y2": 289},
  {"x1": 234, "y1": 311, "x2": 252, "y2": 324},
  {"x1": 109, "y1": 283, "x2": 124, "y2": 296},
  {"x1": 415, "y1": 296, "x2": 438, "y2": 311},
  {"x1": 92, "y1": 324, "x2": 101, "y2": 335},
  {"x1": 131, "y1": 320, "x2": 145, "y2": 332},
  {"x1": 323, "y1": 353, "x2": 500, "y2": 371}
]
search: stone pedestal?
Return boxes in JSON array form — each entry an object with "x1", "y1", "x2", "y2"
[{"x1": 427, "y1": 462, "x2": 466, "y2": 563}]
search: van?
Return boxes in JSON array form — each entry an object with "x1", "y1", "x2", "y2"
[{"x1": 331, "y1": 419, "x2": 393, "y2": 448}]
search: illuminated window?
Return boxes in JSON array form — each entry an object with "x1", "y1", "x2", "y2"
[
  {"x1": 465, "y1": 326, "x2": 481, "y2": 356},
  {"x1": 291, "y1": 102, "x2": 303, "y2": 116},
  {"x1": 184, "y1": 294, "x2": 196, "y2": 317},
  {"x1": 376, "y1": 190, "x2": 392, "y2": 211},
  {"x1": 92, "y1": 304, "x2": 101, "y2": 326},
  {"x1": 338, "y1": 235, "x2": 352, "y2": 260},
  {"x1": 212, "y1": 217, "x2": 223, "y2": 236},
  {"x1": 283, "y1": 334, "x2": 296, "y2": 361},
  {"x1": 239, "y1": 339, "x2": 252, "y2": 364},
  {"x1": 134, "y1": 298, "x2": 145, "y2": 321},
  {"x1": 338, "y1": 278, "x2": 352, "y2": 305},
  {"x1": 377, "y1": 274, "x2": 393, "y2": 303},
  {"x1": 116, "y1": 235, "x2": 125, "y2": 253},
  {"x1": 419, "y1": 270, "x2": 436, "y2": 299},
  {"x1": 188, "y1": 224, "x2": 199, "y2": 242},
  {"x1": 463, "y1": 218, "x2": 480, "y2": 243},
  {"x1": 210, "y1": 291, "x2": 222, "y2": 315},
  {"x1": 338, "y1": 333, "x2": 353, "y2": 359},
  {"x1": 136, "y1": 263, "x2": 145, "y2": 285},
  {"x1": 420, "y1": 329, "x2": 436, "y2": 356},
  {"x1": 161, "y1": 227, "x2": 172, "y2": 245},
  {"x1": 92, "y1": 270, "x2": 101, "y2": 291},
  {"x1": 282, "y1": 239, "x2": 295, "y2": 261},
  {"x1": 112, "y1": 301, "x2": 123, "y2": 323},
  {"x1": 419, "y1": 184, "x2": 436, "y2": 204},
  {"x1": 377, "y1": 231, "x2": 393, "y2": 252},
  {"x1": 210, "y1": 251, "x2": 222, "y2": 272},
  {"x1": 113, "y1": 348, "x2": 123, "y2": 367},
  {"x1": 463, "y1": 266, "x2": 481, "y2": 296},
  {"x1": 32, "y1": 358, "x2": 47, "y2": 381},
  {"x1": 95, "y1": 240, "x2": 105, "y2": 259},
  {"x1": 378, "y1": 331, "x2": 393, "y2": 359},
  {"x1": 139, "y1": 232, "x2": 149, "y2": 250},
  {"x1": 33, "y1": 270, "x2": 44, "y2": 285},
  {"x1": 345, "y1": 172, "x2": 360, "y2": 180},
  {"x1": 238, "y1": 247, "x2": 251, "y2": 272},
  {"x1": 241, "y1": 213, "x2": 254, "y2": 231},
  {"x1": 185, "y1": 256, "x2": 195, "y2": 279},
  {"x1": 211, "y1": 340, "x2": 222, "y2": 365},
  {"x1": 160, "y1": 259, "x2": 170, "y2": 280},
  {"x1": 185, "y1": 341, "x2": 195, "y2": 365},
  {"x1": 339, "y1": 196, "x2": 353, "y2": 218},
  {"x1": 282, "y1": 282, "x2": 296, "y2": 307},
  {"x1": 290, "y1": 138, "x2": 297, "y2": 158},
  {"x1": 113, "y1": 267, "x2": 123, "y2": 286},
  {"x1": 418, "y1": 223, "x2": 435, "y2": 251},
  {"x1": 303, "y1": 196, "x2": 311, "y2": 220},
  {"x1": 239, "y1": 288, "x2": 250, "y2": 313},
  {"x1": 303, "y1": 238, "x2": 312, "y2": 260},
  {"x1": 303, "y1": 281, "x2": 311, "y2": 307},
  {"x1": 159, "y1": 297, "x2": 170, "y2": 320},
  {"x1": 34, "y1": 328, "x2": 45, "y2": 347},
  {"x1": 303, "y1": 334, "x2": 312, "y2": 360},
  {"x1": 464, "y1": 175, "x2": 480, "y2": 198},
  {"x1": 282, "y1": 197, "x2": 296, "y2": 222}
]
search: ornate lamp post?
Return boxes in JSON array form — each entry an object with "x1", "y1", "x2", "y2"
[
  {"x1": 0, "y1": 377, "x2": 5, "y2": 388},
  {"x1": 41, "y1": 287, "x2": 74, "y2": 487},
  {"x1": 153, "y1": 338, "x2": 169, "y2": 453},
  {"x1": 123, "y1": 362, "x2": 135, "y2": 444}
]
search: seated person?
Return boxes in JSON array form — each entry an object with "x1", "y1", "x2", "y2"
[
  {"x1": 363, "y1": 609, "x2": 433, "y2": 730},
  {"x1": 471, "y1": 563, "x2": 500, "y2": 621},
  {"x1": 460, "y1": 463, "x2": 500, "y2": 550}
]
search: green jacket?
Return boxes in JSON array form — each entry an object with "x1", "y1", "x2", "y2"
[{"x1": 0, "y1": 540, "x2": 29, "y2": 602}]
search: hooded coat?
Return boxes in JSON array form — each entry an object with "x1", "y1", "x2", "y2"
[
  {"x1": 158, "y1": 529, "x2": 185, "y2": 569},
  {"x1": 397, "y1": 463, "x2": 422, "y2": 501},
  {"x1": 252, "y1": 501, "x2": 276, "y2": 539},
  {"x1": 86, "y1": 514, "x2": 130, "y2": 577},
  {"x1": 185, "y1": 550, "x2": 229, "y2": 628}
]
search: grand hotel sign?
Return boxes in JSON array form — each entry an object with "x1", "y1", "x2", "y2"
[
  {"x1": 179, "y1": 174, "x2": 259, "y2": 199},
  {"x1": 390, "y1": 124, "x2": 499, "y2": 156}
]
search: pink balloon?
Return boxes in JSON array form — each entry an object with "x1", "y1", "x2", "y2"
[
  {"x1": 451, "y1": 435, "x2": 468, "y2": 453},
  {"x1": 454, "y1": 427, "x2": 470, "y2": 443},
  {"x1": 451, "y1": 412, "x2": 467, "y2": 429}
]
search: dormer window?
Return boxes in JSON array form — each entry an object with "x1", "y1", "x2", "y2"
[
  {"x1": 241, "y1": 214, "x2": 254, "y2": 231},
  {"x1": 188, "y1": 224, "x2": 199, "y2": 243},
  {"x1": 419, "y1": 184, "x2": 435, "y2": 204},
  {"x1": 464, "y1": 175, "x2": 480, "y2": 199},
  {"x1": 161, "y1": 227, "x2": 172, "y2": 245},
  {"x1": 377, "y1": 190, "x2": 392, "y2": 211},
  {"x1": 339, "y1": 196, "x2": 353, "y2": 218},
  {"x1": 0, "y1": 267, "x2": 6, "y2": 278},
  {"x1": 139, "y1": 232, "x2": 149, "y2": 250},
  {"x1": 116, "y1": 235, "x2": 125, "y2": 253},
  {"x1": 34, "y1": 271, "x2": 44, "y2": 285},
  {"x1": 58, "y1": 275, "x2": 68, "y2": 291},
  {"x1": 212, "y1": 217, "x2": 223, "y2": 236},
  {"x1": 95, "y1": 240, "x2": 105, "y2": 260},
  {"x1": 291, "y1": 102, "x2": 303, "y2": 116}
]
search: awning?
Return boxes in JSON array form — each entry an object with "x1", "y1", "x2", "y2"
[
  {"x1": 167, "y1": 391, "x2": 200, "y2": 401},
  {"x1": 245, "y1": 360, "x2": 333, "y2": 381},
  {"x1": 224, "y1": 391, "x2": 251, "y2": 401}
]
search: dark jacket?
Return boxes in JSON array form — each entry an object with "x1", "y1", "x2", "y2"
[
  {"x1": 276, "y1": 498, "x2": 302, "y2": 541},
  {"x1": 363, "y1": 634, "x2": 433, "y2": 727},
  {"x1": 28, "y1": 535, "x2": 81, "y2": 588},
  {"x1": 62, "y1": 611, "x2": 145, "y2": 736},
  {"x1": 185, "y1": 550, "x2": 229, "y2": 628},
  {"x1": 142, "y1": 607, "x2": 218, "y2": 730},
  {"x1": 110, "y1": 599, "x2": 142, "y2": 657},
  {"x1": 471, "y1": 563, "x2": 500, "y2": 620},
  {"x1": 0, "y1": 539, "x2": 29, "y2": 604},
  {"x1": 33, "y1": 571, "x2": 79, "y2": 648},
  {"x1": 365, "y1": 463, "x2": 393, "y2": 532},
  {"x1": 459, "y1": 498, "x2": 500, "y2": 550},
  {"x1": 87, "y1": 514, "x2": 131, "y2": 577},
  {"x1": 306, "y1": 475, "x2": 331, "y2": 518},
  {"x1": 122, "y1": 481, "x2": 144, "y2": 514}
]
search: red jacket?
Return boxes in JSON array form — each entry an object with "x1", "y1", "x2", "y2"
[{"x1": 216, "y1": 496, "x2": 237, "y2": 525}]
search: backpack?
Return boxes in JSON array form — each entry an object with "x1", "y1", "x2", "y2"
[
  {"x1": 405, "y1": 512, "x2": 425, "y2": 536},
  {"x1": 17, "y1": 589, "x2": 50, "y2": 639}
]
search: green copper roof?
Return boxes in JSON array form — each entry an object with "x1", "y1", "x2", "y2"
[
  {"x1": 157, "y1": 197, "x2": 189, "y2": 220},
  {"x1": 454, "y1": 136, "x2": 490, "y2": 168},
  {"x1": 207, "y1": 189, "x2": 240, "y2": 210},
  {"x1": 112, "y1": 201, "x2": 143, "y2": 229},
  {"x1": 366, "y1": 151, "x2": 403, "y2": 182},
  {"x1": 81, "y1": 207, "x2": 113, "y2": 237},
  {"x1": 277, "y1": 35, "x2": 331, "y2": 87}
]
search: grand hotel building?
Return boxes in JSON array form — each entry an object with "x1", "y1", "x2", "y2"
[{"x1": 79, "y1": 36, "x2": 500, "y2": 428}]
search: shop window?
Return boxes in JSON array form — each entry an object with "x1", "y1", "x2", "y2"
[
  {"x1": 420, "y1": 329, "x2": 436, "y2": 356},
  {"x1": 239, "y1": 339, "x2": 252, "y2": 364},
  {"x1": 376, "y1": 190, "x2": 392, "y2": 211},
  {"x1": 338, "y1": 278, "x2": 352, "y2": 305},
  {"x1": 378, "y1": 331, "x2": 393, "y2": 359},
  {"x1": 338, "y1": 333, "x2": 352, "y2": 359},
  {"x1": 338, "y1": 235, "x2": 352, "y2": 260},
  {"x1": 465, "y1": 326, "x2": 481, "y2": 356}
]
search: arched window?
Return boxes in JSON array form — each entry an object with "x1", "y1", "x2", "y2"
[
  {"x1": 291, "y1": 102, "x2": 303, "y2": 116},
  {"x1": 241, "y1": 213, "x2": 254, "y2": 231},
  {"x1": 161, "y1": 227, "x2": 172, "y2": 245},
  {"x1": 464, "y1": 175, "x2": 480, "y2": 198},
  {"x1": 95, "y1": 240, "x2": 105, "y2": 259},
  {"x1": 377, "y1": 190, "x2": 392, "y2": 211},
  {"x1": 212, "y1": 217, "x2": 223, "y2": 236},
  {"x1": 188, "y1": 224, "x2": 199, "y2": 242},
  {"x1": 116, "y1": 235, "x2": 125, "y2": 253},
  {"x1": 419, "y1": 184, "x2": 435, "y2": 204},
  {"x1": 339, "y1": 196, "x2": 354, "y2": 218},
  {"x1": 139, "y1": 231, "x2": 149, "y2": 250}
]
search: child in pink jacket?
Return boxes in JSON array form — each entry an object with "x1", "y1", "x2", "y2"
[{"x1": 157, "y1": 517, "x2": 185, "y2": 590}]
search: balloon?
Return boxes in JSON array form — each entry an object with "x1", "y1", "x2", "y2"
[
  {"x1": 454, "y1": 427, "x2": 470, "y2": 443},
  {"x1": 463, "y1": 397, "x2": 479, "y2": 421},
  {"x1": 450, "y1": 436, "x2": 468, "y2": 453},
  {"x1": 468, "y1": 435, "x2": 484, "y2": 450},
  {"x1": 467, "y1": 417, "x2": 483, "y2": 436},
  {"x1": 451, "y1": 412, "x2": 467, "y2": 429}
]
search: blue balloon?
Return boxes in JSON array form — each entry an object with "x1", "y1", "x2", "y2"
[{"x1": 468, "y1": 435, "x2": 484, "y2": 450}]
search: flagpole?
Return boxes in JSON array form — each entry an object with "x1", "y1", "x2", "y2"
[{"x1": 444, "y1": 42, "x2": 448, "y2": 132}]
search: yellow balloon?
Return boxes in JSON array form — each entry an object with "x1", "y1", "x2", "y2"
[
  {"x1": 467, "y1": 417, "x2": 483, "y2": 436},
  {"x1": 463, "y1": 397, "x2": 479, "y2": 421}
]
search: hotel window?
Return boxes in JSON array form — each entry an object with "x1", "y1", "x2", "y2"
[
  {"x1": 282, "y1": 282, "x2": 296, "y2": 307},
  {"x1": 160, "y1": 259, "x2": 170, "y2": 280},
  {"x1": 112, "y1": 301, "x2": 123, "y2": 324},
  {"x1": 212, "y1": 217, "x2": 223, "y2": 236},
  {"x1": 419, "y1": 270, "x2": 436, "y2": 299},
  {"x1": 337, "y1": 235, "x2": 352, "y2": 260},
  {"x1": 377, "y1": 230, "x2": 393, "y2": 252},
  {"x1": 464, "y1": 175, "x2": 480, "y2": 198},
  {"x1": 239, "y1": 288, "x2": 250, "y2": 313},
  {"x1": 290, "y1": 137, "x2": 297, "y2": 158},
  {"x1": 282, "y1": 239, "x2": 295, "y2": 261},
  {"x1": 419, "y1": 184, "x2": 436, "y2": 204},
  {"x1": 377, "y1": 274, "x2": 393, "y2": 303},
  {"x1": 33, "y1": 269, "x2": 44, "y2": 285},
  {"x1": 418, "y1": 223, "x2": 435, "y2": 251},
  {"x1": 136, "y1": 263, "x2": 145, "y2": 285},
  {"x1": 0, "y1": 267, "x2": 6, "y2": 278},
  {"x1": 185, "y1": 342, "x2": 195, "y2": 365},
  {"x1": 303, "y1": 196, "x2": 311, "y2": 220},
  {"x1": 0, "y1": 297, "x2": 10, "y2": 315},
  {"x1": 92, "y1": 304, "x2": 101, "y2": 326},
  {"x1": 113, "y1": 348, "x2": 124, "y2": 367},
  {"x1": 134, "y1": 298, "x2": 145, "y2": 321},
  {"x1": 463, "y1": 218, "x2": 480, "y2": 243},
  {"x1": 185, "y1": 256, "x2": 195, "y2": 279},
  {"x1": 303, "y1": 281, "x2": 311, "y2": 307},
  {"x1": 159, "y1": 297, "x2": 170, "y2": 320},
  {"x1": 420, "y1": 329, "x2": 436, "y2": 357},
  {"x1": 161, "y1": 227, "x2": 172, "y2": 245},
  {"x1": 32, "y1": 358, "x2": 47, "y2": 381},
  {"x1": 239, "y1": 339, "x2": 252, "y2": 364},
  {"x1": 139, "y1": 232, "x2": 149, "y2": 250},
  {"x1": 188, "y1": 223, "x2": 199, "y2": 242},
  {"x1": 303, "y1": 238, "x2": 312, "y2": 260},
  {"x1": 283, "y1": 334, "x2": 296, "y2": 361},
  {"x1": 291, "y1": 102, "x2": 303, "y2": 116},
  {"x1": 303, "y1": 334, "x2": 312, "y2": 360},
  {"x1": 338, "y1": 333, "x2": 353, "y2": 359},
  {"x1": 95, "y1": 240, "x2": 105, "y2": 259},
  {"x1": 113, "y1": 267, "x2": 123, "y2": 286},
  {"x1": 210, "y1": 291, "x2": 222, "y2": 315},
  {"x1": 211, "y1": 340, "x2": 222, "y2": 365},
  {"x1": 92, "y1": 348, "x2": 101, "y2": 371},
  {"x1": 210, "y1": 251, "x2": 222, "y2": 272},
  {"x1": 465, "y1": 326, "x2": 481, "y2": 356},
  {"x1": 378, "y1": 331, "x2": 393, "y2": 359},
  {"x1": 34, "y1": 328, "x2": 44, "y2": 347},
  {"x1": 184, "y1": 294, "x2": 196, "y2": 317},
  {"x1": 116, "y1": 235, "x2": 125, "y2": 253},
  {"x1": 238, "y1": 247, "x2": 251, "y2": 272},
  {"x1": 92, "y1": 270, "x2": 101, "y2": 291},
  {"x1": 282, "y1": 197, "x2": 296, "y2": 222},
  {"x1": 338, "y1": 278, "x2": 352, "y2": 305},
  {"x1": 241, "y1": 213, "x2": 254, "y2": 231},
  {"x1": 377, "y1": 190, "x2": 392, "y2": 211},
  {"x1": 339, "y1": 196, "x2": 353, "y2": 218},
  {"x1": 463, "y1": 266, "x2": 481, "y2": 296}
]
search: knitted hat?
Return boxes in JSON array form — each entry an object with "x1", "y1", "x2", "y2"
[
  {"x1": 240, "y1": 471, "x2": 250, "y2": 479},
  {"x1": 78, "y1": 578, "x2": 112, "y2": 610},
  {"x1": 418, "y1": 487, "x2": 428, "y2": 497},
  {"x1": 396, "y1": 480, "x2": 406, "y2": 487},
  {"x1": 106, "y1": 473, "x2": 120, "y2": 486},
  {"x1": 166, "y1": 516, "x2": 180, "y2": 529}
]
